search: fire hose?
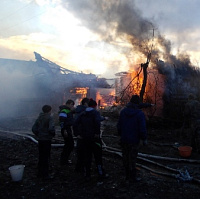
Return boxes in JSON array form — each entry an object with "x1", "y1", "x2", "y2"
[
  {"x1": 2, "y1": 129, "x2": 200, "y2": 184},
  {"x1": 101, "y1": 139, "x2": 200, "y2": 184}
]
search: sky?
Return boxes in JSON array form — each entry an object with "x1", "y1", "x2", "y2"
[{"x1": 0, "y1": 0, "x2": 200, "y2": 78}]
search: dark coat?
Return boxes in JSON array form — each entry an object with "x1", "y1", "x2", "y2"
[
  {"x1": 73, "y1": 105, "x2": 87, "y2": 137},
  {"x1": 74, "y1": 105, "x2": 87, "y2": 119},
  {"x1": 74, "y1": 107, "x2": 101, "y2": 140},
  {"x1": 117, "y1": 103, "x2": 147, "y2": 144}
]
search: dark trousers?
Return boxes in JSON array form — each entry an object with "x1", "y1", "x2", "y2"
[
  {"x1": 38, "y1": 140, "x2": 51, "y2": 177},
  {"x1": 75, "y1": 138, "x2": 85, "y2": 172},
  {"x1": 83, "y1": 138, "x2": 103, "y2": 177},
  {"x1": 121, "y1": 143, "x2": 139, "y2": 181},
  {"x1": 60, "y1": 133, "x2": 74, "y2": 164}
]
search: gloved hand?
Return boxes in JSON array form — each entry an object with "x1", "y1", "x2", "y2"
[{"x1": 143, "y1": 139, "x2": 148, "y2": 146}]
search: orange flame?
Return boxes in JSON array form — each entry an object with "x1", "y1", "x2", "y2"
[{"x1": 95, "y1": 88, "x2": 116, "y2": 108}]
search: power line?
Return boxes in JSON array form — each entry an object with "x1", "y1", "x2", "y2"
[
  {"x1": 0, "y1": 0, "x2": 35, "y2": 22},
  {"x1": 0, "y1": 10, "x2": 48, "y2": 33}
]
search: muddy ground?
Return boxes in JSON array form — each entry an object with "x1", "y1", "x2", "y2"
[{"x1": 0, "y1": 115, "x2": 200, "y2": 199}]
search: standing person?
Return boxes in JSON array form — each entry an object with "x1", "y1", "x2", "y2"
[
  {"x1": 59, "y1": 99, "x2": 75, "y2": 165},
  {"x1": 74, "y1": 98, "x2": 105, "y2": 182},
  {"x1": 117, "y1": 95, "x2": 147, "y2": 183},
  {"x1": 73, "y1": 97, "x2": 90, "y2": 173},
  {"x1": 184, "y1": 94, "x2": 200, "y2": 152},
  {"x1": 32, "y1": 105, "x2": 55, "y2": 179}
]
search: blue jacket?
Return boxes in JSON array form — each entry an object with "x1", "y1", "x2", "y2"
[{"x1": 117, "y1": 103, "x2": 147, "y2": 144}]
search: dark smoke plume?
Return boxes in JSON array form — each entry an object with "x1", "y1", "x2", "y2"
[
  {"x1": 62, "y1": 0, "x2": 200, "y2": 97},
  {"x1": 62, "y1": 0, "x2": 154, "y2": 57}
]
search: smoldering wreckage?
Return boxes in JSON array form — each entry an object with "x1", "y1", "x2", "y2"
[{"x1": 1, "y1": 52, "x2": 200, "y2": 199}]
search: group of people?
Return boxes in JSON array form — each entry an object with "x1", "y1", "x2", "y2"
[
  {"x1": 32, "y1": 93, "x2": 200, "y2": 184},
  {"x1": 59, "y1": 98, "x2": 107, "y2": 182},
  {"x1": 32, "y1": 97, "x2": 108, "y2": 182},
  {"x1": 32, "y1": 94, "x2": 159, "y2": 184}
]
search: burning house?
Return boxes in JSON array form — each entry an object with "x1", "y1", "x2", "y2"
[
  {"x1": 55, "y1": 0, "x2": 200, "y2": 124},
  {"x1": 0, "y1": 2, "x2": 199, "y2": 125},
  {"x1": 114, "y1": 58, "x2": 200, "y2": 123},
  {"x1": 0, "y1": 52, "x2": 115, "y2": 119}
]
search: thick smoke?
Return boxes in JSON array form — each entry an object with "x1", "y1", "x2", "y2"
[
  {"x1": 63, "y1": 0, "x2": 152, "y2": 38},
  {"x1": 62, "y1": 0, "x2": 200, "y2": 98},
  {"x1": 60, "y1": 1, "x2": 176, "y2": 65},
  {"x1": 62, "y1": 0, "x2": 155, "y2": 61},
  {"x1": 0, "y1": 59, "x2": 63, "y2": 121},
  {"x1": 1, "y1": 0, "x2": 199, "y2": 122},
  {"x1": 0, "y1": 66, "x2": 39, "y2": 120}
]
